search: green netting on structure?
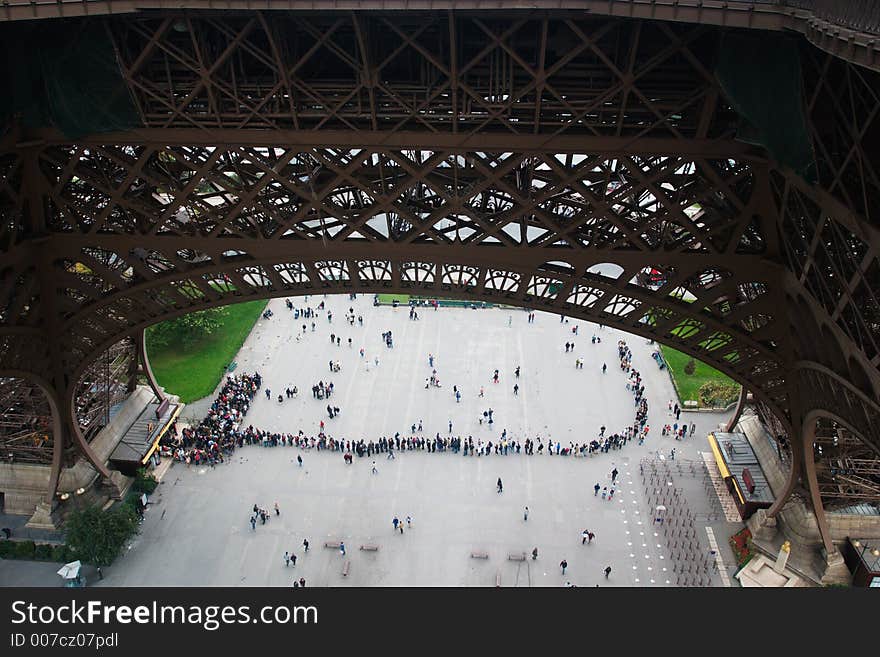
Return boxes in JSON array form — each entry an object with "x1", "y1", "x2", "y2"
[
  {"x1": 0, "y1": 21, "x2": 141, "y2": 138},
  {"x1": 715, "y1": 32, "x2": 816, "y2": 181}
]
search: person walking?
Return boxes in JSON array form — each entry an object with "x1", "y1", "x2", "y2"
[
  {"x1": 250, "y1": 516, "x2": 256, "y2": 531},
  {"x1": 560, "y1": 559, "x2": 568, "y2": 575},
  {"x1": 604, "y1": 565, "x2": 612, "y2": 579},
  {"x1": 513, "y1": 384, "x2": 519, "y2": 396},
  {"x1": 588, "y1": 531, "x2": 595, "y2": 544},
  {"x1": 406, "y1": 515, "x2": 412, "y2": 529},
  {"x1": 611, "y1": 467, "x2": 618, "y2": 483},
  {"x1": 299, "y1": 577, "x2": 306, "y2": 587},
  {"x1": 497, "y1": 477, "x2": 503, "y2": 494},
  {"x1": 274, "y1": 501, "x2": 280, "y2": 516},
  {"x1": 594, "y1": 482, "x2": 601, "y2": 496},
  {"x1": 340, "y1": 541, "x2": 346, "y2": 556},
  {"x1": 531, "y1": 547, "x2": 538, "y2": 560},
  {"x1": 303, "y1": 539, "x2": 309, "y2": 552},
  {"x1": 523, "y1": 506, "x2": 529, "y2": 521},
  {"x1": 283, "y1": 551, "x2": 290, "y2": 567},
  {"x1": 297, "y1": 454, "x2": 303, "y2": 467},
  {"x1": 393, "y1": 517, "x2": 400, "y2": 532},
  {"x1": 290, "y1": 552, "x2": 297, "y2": 567},
  {"x1": 582, "y1": 529, "x2": 589, "y2": 545},
  {"x1": 372, "y1": 460, "x2": 378, "y2": 474}
]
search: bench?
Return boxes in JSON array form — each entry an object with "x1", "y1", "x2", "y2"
[
  {"x1": 507, "y1": 552, "x2": 526, "y2": 562},
  {"x1": 470, "y1": 551, "x2": 489, "y2": 559},
  {"x1": 360, "y1": 544, "x2": 380, "y2": 552},
  {"x1": 342, "y1": 560, "x2": 351, "y2": 577},
  {"x1": 683, "y1": 400, "x2": 699, "y2": 408},
  {"x1": 495, "y1": 571, "x2": 502, "y2": 587},
  {"x1": 155, "y1": 398, "x2": 170, "y2": 419},
  {"x1": 324, "y1": 541, "x2": 342, "y2": 549}
]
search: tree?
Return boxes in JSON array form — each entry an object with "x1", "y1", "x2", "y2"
[
  {"x1": 148, "y1": 306, "x2": 227, "y2": 349},
  {"x1": 64, "y1": 504, "x2": 139, "y2": 567},
  {"x1": 683, "y1": 358, "x2": 696, "y2": 376}
]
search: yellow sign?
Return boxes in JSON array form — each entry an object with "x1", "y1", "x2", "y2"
[{"x1": 141, "y1": 403, "x2": 182, "y2": 464}]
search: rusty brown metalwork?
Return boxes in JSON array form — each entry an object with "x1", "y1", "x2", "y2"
[
  {"x1": 813, "y1": 421, "x2": 880, "y2": 508},
  {"x1": 1, "y1": 2, "x2": 878, "y2": 71},
  {"x1": 0, "y1": 377, "x2": 53, "y2": 465},
  {"x1": 0, "y1": 10, "x2": 878, "y2": 531}
]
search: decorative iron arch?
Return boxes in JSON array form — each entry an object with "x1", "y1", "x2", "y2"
[{"x1": 1, "y1": 7, "x2": 879, "y2": 563}]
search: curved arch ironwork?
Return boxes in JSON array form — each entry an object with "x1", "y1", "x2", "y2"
[{"x1": 0, "y1": 7, "x2": 879, "y2": 547}]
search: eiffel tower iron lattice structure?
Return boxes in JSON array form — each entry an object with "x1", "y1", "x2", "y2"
[{"x1": 0, "y1": 5, "x2": 878, "y2": 564}]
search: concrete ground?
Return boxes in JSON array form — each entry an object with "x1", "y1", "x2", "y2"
[
  {"x1": 0, "y1": 559, "x2": 100, "y2": 588},
  {"x1": 4, "y1": 294, "x2": 740, "y2": 587}
]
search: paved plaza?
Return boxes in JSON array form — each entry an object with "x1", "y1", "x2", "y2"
[{"x1": 98, "y1": 294, "x2": 739, "y2": 587}]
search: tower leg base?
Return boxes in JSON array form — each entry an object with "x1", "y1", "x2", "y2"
[
  {"x1": 747, "y1": 508, "x2": 778, "y2": 542},
  {"x1": 25, "y1": 502, "x2": 61, "y2": 531},
  {"x1": 818, "y1": 547, "x2": 851, "y2": 586}
]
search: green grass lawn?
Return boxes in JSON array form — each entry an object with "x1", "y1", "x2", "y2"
[
  {"x1": 375, "y1": 294, "x2": 499, "y2": 309},
  {"x1": 146, "y1": 299, "x2": 268, "y2": 403},
  {"x1": 659, "y1": 344, "x2": 740, "y2": 407},
  {"x1": 376, "y1": 293, "x2": 411, "y2": 305}
]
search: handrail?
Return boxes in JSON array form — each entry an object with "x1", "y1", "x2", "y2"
[{"x1": 785, "y1": 1, "x2": 880, "y2": 35}]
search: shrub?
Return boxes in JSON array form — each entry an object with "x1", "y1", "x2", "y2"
[
  {"x1": 683, "y1": 358, "x2": 696, "y2": 376},
  {"x1": 33, "y1": 543, "x2": 54, "y2": 561},
  {"x1": 13, "y1": 540, "x2": 36, "y2": 559},
  {"x1": 132, "y1": 468, "x2": 159, "y2": 494},
  {"x1": 698, "y1": 381, "x2": 740, "y2": 407},
  {"x1": 0, "y1": 540, "x2": 14, "y2": 558},
  {"x1": 51, "y1": 544, "x2": 73, "y2": 563}
]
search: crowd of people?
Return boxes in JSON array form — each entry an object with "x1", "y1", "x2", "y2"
[
  {"x1": 155, "y1": 295, "x2": 702, "y2": 478},
  {"x1": 160, "y1": 335, "x2": 678, "y2": 468},
  {"x1": 159, "y1": 372, "x2": 263, "y2": 465},
  {"x1": 145, "y1": 297, "x2": 714, "y2": 589}
]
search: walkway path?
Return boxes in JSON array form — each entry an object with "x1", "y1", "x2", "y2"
[{"x1": 96, "y1": 295, "x2": 737, "y2": 587}]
